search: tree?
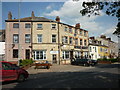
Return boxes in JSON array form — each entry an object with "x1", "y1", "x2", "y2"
[{"x1": 80, "y1": 1, "x2": 120, "y2": 36}]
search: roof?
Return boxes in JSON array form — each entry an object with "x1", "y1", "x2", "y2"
[
  {"x1": 5, "y1": 17, "x2": 56, "y2": 22},
  {"x1": 5, "y1": 16, "x2": 88, "y2": 32}
]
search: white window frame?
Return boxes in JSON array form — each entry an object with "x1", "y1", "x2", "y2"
[
  {"x1": 37, "y1": 24, "x2": 43, "y2": 29},
  {"x1": 25, "y1": 34, "x2": 31, "y2": 43},
  {"x1": 52, "y1": 34, "x2": 56, "y2": 43},
  {"x1": 34, "y1": 50, "x2": 46, "y2": 60},
  {"x1": 13, "y1": 34, "x2": 19, "y2": 43},
  {"x1": 51, "y1": 24, "x2": 56, "y2": 29},
  {"x1": 37, "y1": 34, "x2": 42, "y2": 43},
  {"x1": 62, "y1": 51, "x2": 70, "y2": 59}
]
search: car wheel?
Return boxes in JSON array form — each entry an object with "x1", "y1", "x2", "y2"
[{"x1": 17, "y1": 74, "x2": 25, "y2": 82}]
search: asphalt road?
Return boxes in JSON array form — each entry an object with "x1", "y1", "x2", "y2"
[{"x1": 2, "y1": 63, "x2": 120, "y2": 89}]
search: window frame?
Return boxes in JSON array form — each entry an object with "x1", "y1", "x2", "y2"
[
  {"x1": 13, "y1": 23, "x2": 19, "y2": 28},
  {"x1": 37, "y1": 34, "x2": 42, "y2": 43},
  {"x1": 13, "y1": 49, "x2": 18, "y2": 58},
  {"x1": 13, "y1": 34, "x2": 19, "y2": 43},
  {"x1": 25, "y1": 23, "x2": 31, "y2": 28},
  {"x1": 25, "y1": 34, "x2": 31, "y2": 43},
  {"x1": 52, "y1": 34, "x2": 56, "y2": 43}
]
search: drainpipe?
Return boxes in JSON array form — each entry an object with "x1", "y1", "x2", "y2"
[{"x1": 57, "y1": 22, "x2": 60, "y2": 65}]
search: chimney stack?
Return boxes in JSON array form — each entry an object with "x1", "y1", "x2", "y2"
[
  {"x1": 56, "y1": 16, "x2": 60, "y2": 22},
  {"x1": 100, "y1": 35, "x2": 106, "y2": 39},
  {"x1": 31, "y1": 11, "x2": 35, "y2": 19},
  {"x1": 8, "y1": 11, "x2": 12, "y2": 20},
  {"x1": 107, "y1": 38, "x2": 111, "y2": 41},
  {"x1": 75, "y1": 23, "x2": 80, "y2": 29}
]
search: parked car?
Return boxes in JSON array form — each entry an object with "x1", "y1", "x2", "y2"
[
  {"x1": 71, "y1": 58, "x2": 98, "y2": 66},
  {"x1": 0, "y1": 61, "x2": 29, "y2": 82}
]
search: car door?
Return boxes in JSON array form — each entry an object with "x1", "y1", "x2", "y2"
[{"x1": 2, "y1": 62, "x2": 17, "y2": 81}]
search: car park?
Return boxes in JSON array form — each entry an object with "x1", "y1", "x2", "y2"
[
  {"x1": 0, "y1": 61, "x2": 29, "y2": 82},
  {"x1": 71, "y1": 58, "x2": 98, "y2": 66}
]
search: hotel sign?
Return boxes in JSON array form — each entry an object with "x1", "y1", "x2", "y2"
[{"x1": 50, "y1": 51, "x2": 59, "y2": 54}]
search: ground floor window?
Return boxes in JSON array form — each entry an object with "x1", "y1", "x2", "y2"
[
  {"x1": 13, "y1": 49, "x2": 18, "y2": 58},
  {"x1": 33, "y1": 50, "x2": 46, "y2": 60},
  {"x1": 75, "y1": 51, "x2": 81, "y2": 58},
  {"x1": 62, "y1": 51, "x2": 70, "y2": 59}
]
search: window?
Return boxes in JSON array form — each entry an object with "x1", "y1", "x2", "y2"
[
  {"x1": 100, "y1": 48, "x2": 102, "y2": 52},
  {"x1": 64, "y1": 27, "x2": 67, "y2": 32},
  {"x1": 13, "y1": 34, "x2": 19, "y2": 43},
  {"x1": 52, "y1": 34, "x2": 56, "y2": 43},
  {"x1": 69, "y1": 37, "x2": 73, "y2": 44},
  {"x1": 2, "y1": 62, "x2": 13, "y2": 70},
  {"x1": 90, "y1": 47, "x2": 92, "y2": 52},
  {"x1": 80, "y1": 30, "x2": 82, "y2": 35},
  {"x1": 51, "y1": 24, "x2": 56, "y2": 29},
  {"x1": 25, "y1": 23, "x2": 31, "y2": 28},
  {"x1": 13, "y1": 49, "x2": 18, "y2": 58},
  {"x1": 37, "y1": 34, "x2": 42, "y2": 43},
  {"x1": 80, "y1": 39, "x2": 82, "y2": 45},
  {"x1": 62, "y1": 51, "x2": 70, "y2": 59},
  {"x1": 75, "y1": 29, "x2": 77, "y2": 34},
  {"x1": 75, "y1": 38, "x2": 78, "y2": 45},
  {"x1": 75, "y1": 51, "x2": 80, "y2": 58},
  {"x1": 25, "y1": 34, "x2": 31, "y2": 43},
  {"x1": 95, "y1": 47, "x2": 97, "y2": 52},
  {"x1": 84, "y1": 40, "x2": 87, "y2": 46},
  {"x1": 69, "y1": 28, "x2": 72, "y2": 33},
  {"x1": 62, "y1": 36, "x2": 68, "y2": 44},
  {"x1": 33, "y1": 50, "x2": 46, "y2": 60},
  {"x1": 84, "y1": 31, "x2": 87, "y2": 36},
  {"x1": 13, "y1": 23, "x2": 19, "y2": 28},
  {"x1": 37, "y1": 24, "x2": 42, "y2": 29}
]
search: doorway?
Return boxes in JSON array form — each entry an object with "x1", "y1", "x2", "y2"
[{"x1": 52, "y1": 54, "x2": 57, "y2": 64}]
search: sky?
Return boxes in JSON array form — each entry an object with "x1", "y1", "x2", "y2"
[{"x1": 1, "y1": 0, "x2": 118, "y2": 42}]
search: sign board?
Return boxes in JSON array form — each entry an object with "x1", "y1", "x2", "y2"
[{"x1": 50, "y1": 51, "x2": 59, "y2": 54}]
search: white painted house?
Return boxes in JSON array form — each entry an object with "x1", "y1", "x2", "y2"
[{"x1": 0, "y1": 42, "x2": 5, "y2": 60}]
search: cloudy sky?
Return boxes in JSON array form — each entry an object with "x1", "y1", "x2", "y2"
[{"x1": 2, "y1": 0, "x2": 118, "y2": 42}]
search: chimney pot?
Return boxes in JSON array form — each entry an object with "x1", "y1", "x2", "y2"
[
  {"x1": 56, "y1": 16, "x2": 60, "y2": 22},
  {"x1": 8, "y1": 11, "x2": 12, "y2": 20}
]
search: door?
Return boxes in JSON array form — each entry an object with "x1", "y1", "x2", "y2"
[
  {"x1": 2, "y1": 62, "x2": 17, "y2": 81},
  {"x1": 52, "y1": 54, "x2": 57, "y2": 64},
  {"x1": 26, "y1": 49, "x2": 30, "y2": 59}
]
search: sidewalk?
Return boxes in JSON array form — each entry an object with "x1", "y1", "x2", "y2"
[{"x1": 26, "y1": 64, "x2": 95, "y2": 74}]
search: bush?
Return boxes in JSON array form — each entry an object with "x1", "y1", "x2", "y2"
[
  {"x1": 97, "y1": 58, "x2": 118, "y2": 63},
  {"x1": 19, "y1": 59, "x2": 33, "y2": 66}
]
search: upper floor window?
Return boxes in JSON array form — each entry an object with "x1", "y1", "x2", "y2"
[
  {"x1": 100, "y1": 48, "x2": 102, "y2": 52},
  {"x1": 13, "y1": 23, "x2": 19, "y2": 28},
  {"x1": 37, "y1": 34, "x2": 42, "y2": 43},
  {"x1": 95, "y1": 47, "x2": 97, "y2": 52},
  {"x1": 25, "y1": 34, "x2": 31, "y2": 43},
  {"x1": 25, "y1": 23, "x2": 31, "y2": 28},
  {"x1": 64, "y1": 27, "x2": 67, "y2": 32},
  {"x1": 51, "y1": 24, "x2": 56, "y2": 29},
  {"x1": 80, "y1": 30, "x2": 82, "y2": 35},
  {"x1": 75, "y1": 38, "x2": 78, "y2": 45},
  {"x1": 90, "y1": 47, "x2": 92, "y2": 52},
  {"x1": 69, "y1": 37, "x2": 73, "y2": 45},
  {"x1": 80, "y1": 39, "x2": 82, "y2": 45},
  {"x1": 75, "y1": 29, "x2": 77, "y2": 34},
  {"x1": 13, "y1": 34, "x2": 19, "y2": 43},
  {"x1": 62, "y1": 36, "x2": 68, "y2": 44},
  {"x1": 37, "y1": 24, "x2": 42, "y2": 29},
  {"x1": 69, "y1": 28, "x2": 72, "y2": 33},
  {"x1": 84, "y1": 40, "x2": 87, "y2": 46},
  {"x1": 52, "y1": 34, "x2": 56, "y2": 43},
  {"x1": 84, "y1": 31, "x2": 87, "y2": 36}
]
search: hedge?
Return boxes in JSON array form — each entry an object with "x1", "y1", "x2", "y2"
[
  {"x1": 19, "y1": 59, "x2": 34, "y2": 66},
  {"x1": 97, "y1": 58, "x2": 118, "y2": 63}
]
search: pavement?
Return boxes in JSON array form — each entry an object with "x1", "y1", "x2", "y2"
[{"x1": 26, "y1": 64, "x2": 95, "y2": 74}]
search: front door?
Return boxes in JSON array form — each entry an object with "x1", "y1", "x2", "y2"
[
  {"x1": 52, "y1": 54, "x2": 57, "y2": 64},
  {"x1": 26, "y1": 49, "x2": 30, "y2": 59}
]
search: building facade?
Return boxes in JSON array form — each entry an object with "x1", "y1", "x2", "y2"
[{"x1": 5, "y1": 11, "x2": 89, "y2": 64}]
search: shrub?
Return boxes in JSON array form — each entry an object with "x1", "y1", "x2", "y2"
[{"x1": 19, "y1": 59, "x2": 33, "y2": 66}]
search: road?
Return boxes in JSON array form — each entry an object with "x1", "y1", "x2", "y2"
[{"x1": 2, "y1": 63, "x2": 120, "y2": 89}]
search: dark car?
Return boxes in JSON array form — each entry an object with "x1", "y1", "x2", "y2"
[
  {"x1": 0, "y1": 61, "x2": 29, "y2": 82},
  {"x1": 71, "y1": 58, "x2": 98, "y2": 66}
]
